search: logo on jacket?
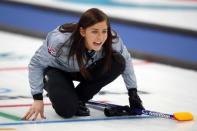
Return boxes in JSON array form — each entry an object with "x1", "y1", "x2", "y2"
[{"x1": 48, "y1": 47, "x2": 56, "y2": 55}]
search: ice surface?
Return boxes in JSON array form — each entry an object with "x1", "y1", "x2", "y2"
[{"x1": 0, "y1": 31, "x2": 197, "y2": 131}]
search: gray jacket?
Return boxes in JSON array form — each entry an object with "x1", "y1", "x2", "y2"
[{"x1": 29, "y1": 26, "x2": 137, "y2": 96}]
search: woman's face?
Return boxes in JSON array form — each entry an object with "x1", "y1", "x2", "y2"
[{"x1": 80, "y1": 21, "x2": 108, "y2": 51}]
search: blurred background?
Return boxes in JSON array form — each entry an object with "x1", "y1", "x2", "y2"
[{"x1": 1, "y1": 0, "x2": 197, "y2": 70}]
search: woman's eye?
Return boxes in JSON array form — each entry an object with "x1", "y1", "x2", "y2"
[
  {"x1": 102, "y1": 31, "x2": 107, "y2": 34},
  {"x1": 92, "y1": 31, "x2": 98, "y2": 34}
]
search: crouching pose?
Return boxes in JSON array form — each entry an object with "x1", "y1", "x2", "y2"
[{"x1": 23, "y1": 8, "x2": 144, "y2": 120}]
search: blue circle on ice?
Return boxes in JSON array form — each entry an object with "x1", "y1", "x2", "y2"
[{"x1": 0, "y1": 88, "x2": 11, "y2": 94}]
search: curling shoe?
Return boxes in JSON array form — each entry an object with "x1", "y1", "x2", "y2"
[{"x1": 75, "y1": 101, "x2": 90, "y2": 116}]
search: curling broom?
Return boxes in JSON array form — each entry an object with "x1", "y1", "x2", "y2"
[{"x1": 87, "y1": 100, "x2": 194, "y2": 121}]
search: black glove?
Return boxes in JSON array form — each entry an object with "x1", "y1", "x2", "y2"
[{"x1": 128, "y1": 88, "x2": 145, "y2": 114}]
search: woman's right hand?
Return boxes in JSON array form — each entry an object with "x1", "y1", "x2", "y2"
[{"x1": 22, "y1": 100, "x2": 46, "y2": 120}]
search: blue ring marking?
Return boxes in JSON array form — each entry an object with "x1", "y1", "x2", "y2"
[
  {"x1": 0, "y1": 115, "x2": 153, "y2": 126},
  {"x1": 0, "y1": 52, "x2": 27, "y2": 60},
  {"x1": 1, "y1": 2, "x2": 197, "y2": 63},
  {"x1": 0, "y1": 88, "x2": 11, "y2": 94}
]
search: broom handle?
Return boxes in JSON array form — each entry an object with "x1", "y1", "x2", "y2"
[{"x1": 87, "y1": 100, "x2": 173, "y2": 119}]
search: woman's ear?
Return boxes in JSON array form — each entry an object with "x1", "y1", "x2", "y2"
[{"x1": 80, "y1": 27, "x2": 85, "y2": 37}]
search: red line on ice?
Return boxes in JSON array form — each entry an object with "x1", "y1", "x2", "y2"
[
  {"x1": 0, "y1": 103, "x2": 51, "y2": 108},
  {"x1": 0, "y1": 67, "x2": 27, "y2": 71}
]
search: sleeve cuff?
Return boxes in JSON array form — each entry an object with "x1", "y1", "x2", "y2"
[
  {"x1": 128, "y1": 88, "x2": 137, "y2": 96},
  {"x1": 33, "y1": 93, "x2": 43, "y2": 100}
]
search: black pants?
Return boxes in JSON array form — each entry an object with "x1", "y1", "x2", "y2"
[{"x1": 43, "y1": 53, "x2": 125, "y2": 118}]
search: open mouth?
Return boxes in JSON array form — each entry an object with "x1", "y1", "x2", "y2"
[{"x1": 93, "y1": 42, "x2": 102, "y2": 46}]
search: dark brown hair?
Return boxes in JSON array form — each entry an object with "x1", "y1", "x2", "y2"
[{"x1": 59, "y1": 8, "x2": 116, "y2": 79}]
